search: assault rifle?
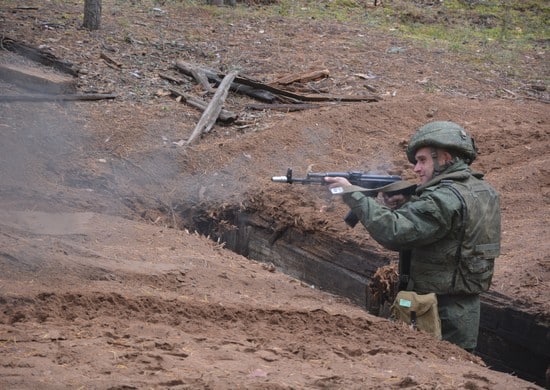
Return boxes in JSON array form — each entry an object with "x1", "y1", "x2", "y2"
[
  {"x1": 272, "y1": 168, "x2": 414, "y2": 227},
  {"x1": 271, "y1": 168, "x2": 401, "y2": 192}
]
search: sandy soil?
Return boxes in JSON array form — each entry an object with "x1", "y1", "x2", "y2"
[{"x1": 0, "y1": 1, "x2": 548, "y2": 389}]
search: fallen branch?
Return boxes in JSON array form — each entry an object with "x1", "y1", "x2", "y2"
[
  {"x1": 168, "y1": 88, "x2": 237, "y2": 123},
  {"x1": 186, "y1": 70, "x2": 238, "y2": 145},
  {"x1": 0, "y1": 93, "x2": 117, "y2": 102}
]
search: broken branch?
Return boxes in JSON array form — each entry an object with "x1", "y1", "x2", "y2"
[{"x1": 186, "y1": 70, "x2": 238, "y2": 145}]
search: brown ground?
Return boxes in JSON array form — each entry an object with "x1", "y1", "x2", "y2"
[{"x1": 1, "y1": 1, "x2": 549, "y2": 389}]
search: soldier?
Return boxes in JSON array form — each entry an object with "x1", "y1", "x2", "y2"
[{"x1": 325, "y1": 121, "x2": 501, "y2": 352}]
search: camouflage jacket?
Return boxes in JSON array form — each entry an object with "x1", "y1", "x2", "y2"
[{"x1": 342, "y1": 161, "x2": 501, "y2": 295}]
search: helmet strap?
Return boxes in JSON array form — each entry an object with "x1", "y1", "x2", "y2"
[{"x1": 430, "y1": 148, "x2": 442, "y2": 177}]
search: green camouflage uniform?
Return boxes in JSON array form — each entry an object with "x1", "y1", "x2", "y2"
[{"x1": 342, "y1": 161, "x2": 501, "y2": 350}]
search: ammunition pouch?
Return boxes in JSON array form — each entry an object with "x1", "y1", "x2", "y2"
[{"x1": 390, "y1": 291, "x2": 442, "y2": 340}]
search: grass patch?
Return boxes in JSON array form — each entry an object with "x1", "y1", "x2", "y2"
[{"x1": 227, "y1": 0, "x2": 548, "y2": 81}]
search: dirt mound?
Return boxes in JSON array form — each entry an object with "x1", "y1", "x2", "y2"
[{"x1": 0, "y1": 1, "x2": 548, "y2": 388}]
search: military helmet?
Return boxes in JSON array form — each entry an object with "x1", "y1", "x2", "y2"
[{"x1": 406, "y1": 121, "x2": 478, "y2": 164}]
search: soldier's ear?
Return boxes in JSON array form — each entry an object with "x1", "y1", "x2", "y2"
[{"x1": 440, "y1": 150, "x2": 454, "y2": 164}]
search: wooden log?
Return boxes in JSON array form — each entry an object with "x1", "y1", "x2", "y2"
[
  {"x1": 0, "y1": 63, "x2": 77, "y2": 94},
  {"x1": 186, "y1": 70, "x2": 238, "y2": 145},
  {"x1": 168, "y1": 88, "x2": 237, "y2": 123},
  {"x1": 1, "y1": 37, "x2": 78, "y2": 76},
  {"x1": 0, "y1": 93, "x2": 116, "y2": 102}
]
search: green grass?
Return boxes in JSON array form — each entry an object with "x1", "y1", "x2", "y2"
[
  {"x1": 223, "y1": 0, "x2": 548, "y2": 82},
  {"x1": 218, "y1": 0, "x2": 546, "y2": 56}
]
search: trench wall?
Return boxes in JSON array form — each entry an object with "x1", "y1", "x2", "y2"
[{"x1": 200, "y1": 211, "x2": 549, "y2": 387}]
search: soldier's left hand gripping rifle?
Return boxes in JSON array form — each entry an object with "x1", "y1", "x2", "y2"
[{"x1": 271, "y1": 168, "x2": 415, "y2": 227}]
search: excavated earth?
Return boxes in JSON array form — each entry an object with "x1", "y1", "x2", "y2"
[{"x1": 0, "y1": 1, "x2": 548, "y2": 389}]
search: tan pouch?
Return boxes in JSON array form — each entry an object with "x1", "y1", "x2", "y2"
[{"x1": 390, "y1": 291, "x2": 442, "y2": 340}]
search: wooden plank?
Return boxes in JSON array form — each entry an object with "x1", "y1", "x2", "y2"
[{"x1": 0, "y1": 63, "x2": 77, "y2": 94}]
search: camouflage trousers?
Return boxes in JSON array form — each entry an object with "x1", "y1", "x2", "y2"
[{"x1": 437, "y1": 294, "x2": 480, "y2": 352}]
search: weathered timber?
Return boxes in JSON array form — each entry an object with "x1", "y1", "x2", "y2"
[
  {"x1": 271, "y1": 69, "x2": 330, "y2": 85},
  {"x1": 0, "y1": 93, "x2": 116, "y2": 102},
  {"x1": 235, "y1": 75, "x2": 381, "y2": 102},
  {"x1": 220, "y1": 212, "x2": 390, "y2": 305},
  {"x1": 186, "y1": 70, "x2": 238, "y2": 145},
  {"x1": 185, "y1": 64, "x2": 215, "y2": 93},
  {"x1": 175, "y1": 61, "x2": 278, "y2": 103},
  {"x1": 1, "y1": 37, "x2": 78, "y2": 76},
  {"x1": 0, "y1": 63, "x2": 76, "y2": 94},
  {"x1": 169, "y1": 88, "x2": 237, "y2": 123},
  {"x1": 478, "y1": 291, "x2": 550, "y2": 386}
]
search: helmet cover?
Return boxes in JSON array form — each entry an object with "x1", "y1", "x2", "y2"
[{"x1": 406, "y1": 121, "x2": 477, "y2": 164}]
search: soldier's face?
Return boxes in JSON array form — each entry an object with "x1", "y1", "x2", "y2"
[
  {"x1": 413, "y1": 147, "x2": 435, "y2": 184},
  {"x1": 414, "y1": 147, "x2": 453, "y2": 184}
]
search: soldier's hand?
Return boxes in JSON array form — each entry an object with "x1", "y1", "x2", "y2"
[
  {"x1": 382, "y1": 193, "x2": 410, "y2": 209},
  {"x1": 324, "y1": 176, "x2": 351, "y2": 187}
]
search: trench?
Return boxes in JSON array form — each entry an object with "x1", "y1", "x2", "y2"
[{"x1": 183, "y1": 206, "x2": 549, "y2": 387}]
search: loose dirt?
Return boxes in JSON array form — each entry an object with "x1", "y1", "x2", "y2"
[{"x1": 0, "y1": 1, "x2": 548, "y2": 389}]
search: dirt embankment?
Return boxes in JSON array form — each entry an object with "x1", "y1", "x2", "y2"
[{"x1": 0, "y1": 1, "x2": 548, "y2": 388}]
